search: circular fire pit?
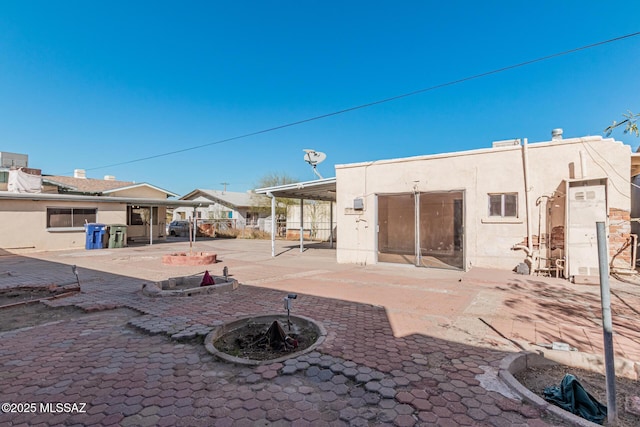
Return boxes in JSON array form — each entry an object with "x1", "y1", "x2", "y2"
[
  {"x1": 205, "y1": 314, "x2": 326, "y2": 365},
  {"x1": 161, "y1": 252, "x2": 217, "y2": 265}
]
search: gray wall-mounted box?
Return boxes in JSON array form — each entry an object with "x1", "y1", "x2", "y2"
[{"x1": 353, "y1": 198, "x2": 364, "y2": 210}]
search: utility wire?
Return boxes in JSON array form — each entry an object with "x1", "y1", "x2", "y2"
[{"x1": 70, "y1": 31, "x2": 640, "y2": 174}]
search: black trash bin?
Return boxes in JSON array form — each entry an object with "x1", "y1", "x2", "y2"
[{"x1": 85, "y1": 223, "x2": 107, "y2": 250}]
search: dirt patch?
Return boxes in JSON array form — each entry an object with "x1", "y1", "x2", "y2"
[
  {"x1": 515, "y1": 364, "x2": 640, "y2": 426},
  {"x1": 214, "y1": 318, "x2": 319, "y2": 361},
  {"x1": 0, "y1": 284, "x2": 87, "y2": 332},
  {"x1": 0, "y1": 285, "x2": 80, "y2": 306},
  {"x1": 0, "y1": 303, "x2": 87, "y2": 332}
]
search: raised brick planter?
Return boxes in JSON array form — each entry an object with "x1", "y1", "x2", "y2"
[
  {"x1": 161, "y1": 252, "x2": 217, "y2": 265},
  {"x1": 142, "y1": 274, "x2": 238, "y2": 297}
]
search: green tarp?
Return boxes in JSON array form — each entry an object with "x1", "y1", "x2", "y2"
[{"x1": 543, "y1": 373, "x2": 607, "y2": 424}]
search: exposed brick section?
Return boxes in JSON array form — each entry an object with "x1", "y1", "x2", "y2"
[{"x1": 550, "y1": 226, "x2": 564, "y2": 250}]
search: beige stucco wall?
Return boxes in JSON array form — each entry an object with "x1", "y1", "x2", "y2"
[
  {"x1": 109, "y1": 186, "x2": 169, "y2": 199},
  {"x1": 335, "y1": 136, "x2": 631, "y2": 271},
  {"x1": 0, "y1": 200, "x2": 126, "y2": 252}
]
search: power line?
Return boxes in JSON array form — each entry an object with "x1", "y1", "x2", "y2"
[{"x1": 71, "y1": 31, "x2": 640, "y2": 174}]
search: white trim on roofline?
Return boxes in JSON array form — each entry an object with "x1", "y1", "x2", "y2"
[{"x1": 0, "y1": 191, "x2": 201, "y2": 207}]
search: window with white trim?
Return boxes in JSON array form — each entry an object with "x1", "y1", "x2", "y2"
[
  {"x1": 488, "y1": 193, "x2": 518, "y2": 217},
  {"x1": 47, "y1": 207, "x2": 97, "y2": 228}
]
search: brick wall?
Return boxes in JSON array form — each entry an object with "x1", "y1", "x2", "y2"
[{"x1": 609, "y1": 208, "x2": 632, "y2": 269}]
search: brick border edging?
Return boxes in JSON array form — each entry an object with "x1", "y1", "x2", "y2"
[
  {"x1": 498, "y1": 352, "x2": 602, "y2": 427},
  {"x1": 141, "y1": 277, "x2": 239, "y2": 297}
]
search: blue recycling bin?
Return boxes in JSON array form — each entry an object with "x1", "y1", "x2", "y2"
[{"x1": 85, "y1": 223, "x2": 107, "y2": 250}]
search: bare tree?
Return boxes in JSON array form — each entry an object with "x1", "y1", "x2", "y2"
[
  {"x1": 605, "y1": 111, "x2": 639, "y2": 137},
  {"x1": 251, "y1": 172, "x2": 300, "y2": 218}
]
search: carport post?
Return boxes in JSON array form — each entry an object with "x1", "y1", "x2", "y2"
[
  {"x1": 329, "y1": 201, "x2": 334, "y2": 249},
  {"x1": 192, "y1": 208, "x2": 197, "y2": 243},
  {"x1": 300, "y1": 198, "x2": 304, "y2": 252},
  {"x1": 414, "y1": 192, "x2": 420, "y2": 266},
  {"x1": 150, "y1": 206, "x2": 153, "y2": 246},
  {"x1": 267, "y1": 192, "x2": 276, "y2": 257}
]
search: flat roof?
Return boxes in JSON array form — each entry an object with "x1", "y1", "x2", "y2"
[
  {"x1": 335, "y1": 135, "x2": 616, "y2": 170},
  {"x1": 0, "y1": 191, "x2": 203, "y2": 207},
  {"x1": 254, "y1": 177, "x2": 336, "y2": 202}
]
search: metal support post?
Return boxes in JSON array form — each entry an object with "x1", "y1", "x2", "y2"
[
  {"x1": 596, "y1": 221, "x2": 617, "y2": 425},
  {"x1": 300, "y1": 199, "x2": 304, "y2": 253}
]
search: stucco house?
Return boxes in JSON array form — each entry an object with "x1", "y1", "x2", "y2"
[
  {"x1": 258, "y1": 131, "x2": 634, "y2": 281},
  {"x1": 174, "y1": 189, "x2": 271, "y2": 230},
  {"x1": 0, "y1": 168, "x2": 200, "y2": 252}
]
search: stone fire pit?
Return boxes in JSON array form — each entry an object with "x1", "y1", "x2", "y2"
[
  {"x1": 205, "y1": 314, "x2": 326, "y2": 366},
  {"x1": 161, "y1": 252, "x2": 217, "y2": 265}
]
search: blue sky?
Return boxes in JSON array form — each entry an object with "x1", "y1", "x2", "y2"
[{"x1": 1, "y1": 1, "x2": 639, "y2": 196}]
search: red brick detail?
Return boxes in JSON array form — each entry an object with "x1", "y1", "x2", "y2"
[
  {"x1": 161, "y1": 252, "x2": 217, "y2": 265},
  {"x1": 550, "y1": 226, "x2": 564, "y2": 250},
  {"x1": 609, "y1": 208, "x2": 632, "y2": 269}
]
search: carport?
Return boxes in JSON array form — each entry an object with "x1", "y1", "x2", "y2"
[{"x1": 255, "y1": 177, "x2": 337, "y2": 257}]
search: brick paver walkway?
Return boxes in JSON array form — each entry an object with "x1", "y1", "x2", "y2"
[{"x1": 2, "y1": 239, "x2": 637, "y2": 426}]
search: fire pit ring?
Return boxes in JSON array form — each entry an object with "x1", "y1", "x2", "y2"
[{"x1": 205, "y1": 314, "x2": 326, "y2": 366}]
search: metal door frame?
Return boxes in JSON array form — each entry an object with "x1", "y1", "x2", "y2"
[{"x1": 375, "y1": 190, "x2": 466, "y2": 270}]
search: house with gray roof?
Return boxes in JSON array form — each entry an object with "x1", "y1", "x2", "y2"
[
  {"x1": 174, "y1": 189, "x2": 271, "y2": 230},
  {"x1": 0, "y1": 167, "x2": 198, "y2": 252}
]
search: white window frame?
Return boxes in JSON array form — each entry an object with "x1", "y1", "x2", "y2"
[
  {"x1": 46, "y1": 207, "x2": 98, "y2": 231},
  {"x1": 488, "y1": 193, "x2": 518, "y2": 218}
]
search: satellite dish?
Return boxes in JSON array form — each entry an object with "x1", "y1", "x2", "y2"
[{"x1": 303, "y1": 149, "x2": 326, "y2": 179}]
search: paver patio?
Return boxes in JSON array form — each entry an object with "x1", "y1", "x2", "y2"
[{"x1": 1, "y1": 238, "x2": 639, "y2": 426}]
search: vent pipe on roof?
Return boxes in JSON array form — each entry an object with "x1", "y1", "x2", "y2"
[
  {"x1": 551, "y1": 128, "x2": 563, "y2": 141},
  {"x1": 74, "y1": 169, "x2": 86, "y2": 179},
  {"x1": 104, "y1": 175, "x2": 116, "y2": 181}
]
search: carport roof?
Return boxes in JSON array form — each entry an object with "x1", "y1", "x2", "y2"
[{"x1": 254, "y1": 177, "x2": 336, "y2": 202}]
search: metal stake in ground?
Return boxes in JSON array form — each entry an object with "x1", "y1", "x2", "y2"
[
  {"x1": 283, "y1": 293, "x2": 297, "y2": 331},
  {"x1": 71, "y1": 265, "x2": 80, "y2": 290},
  {"x1": 596, "y1": 221, "x2": 617, "y2": 424}
]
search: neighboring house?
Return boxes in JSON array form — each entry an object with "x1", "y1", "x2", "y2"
[
  {"x1": 258, "y1": 131, "x2": 634, "y2": 280},
  {"x1": 0, "y1": 168, "x2": 199, "y2": 252},
  {"x1": 174, "y1": 189, "x2": 270, "y2": 230}
]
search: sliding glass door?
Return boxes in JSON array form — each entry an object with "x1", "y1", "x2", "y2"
[{"x1": 377, "y1": 191, "x2": 464, "y2": 270}]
